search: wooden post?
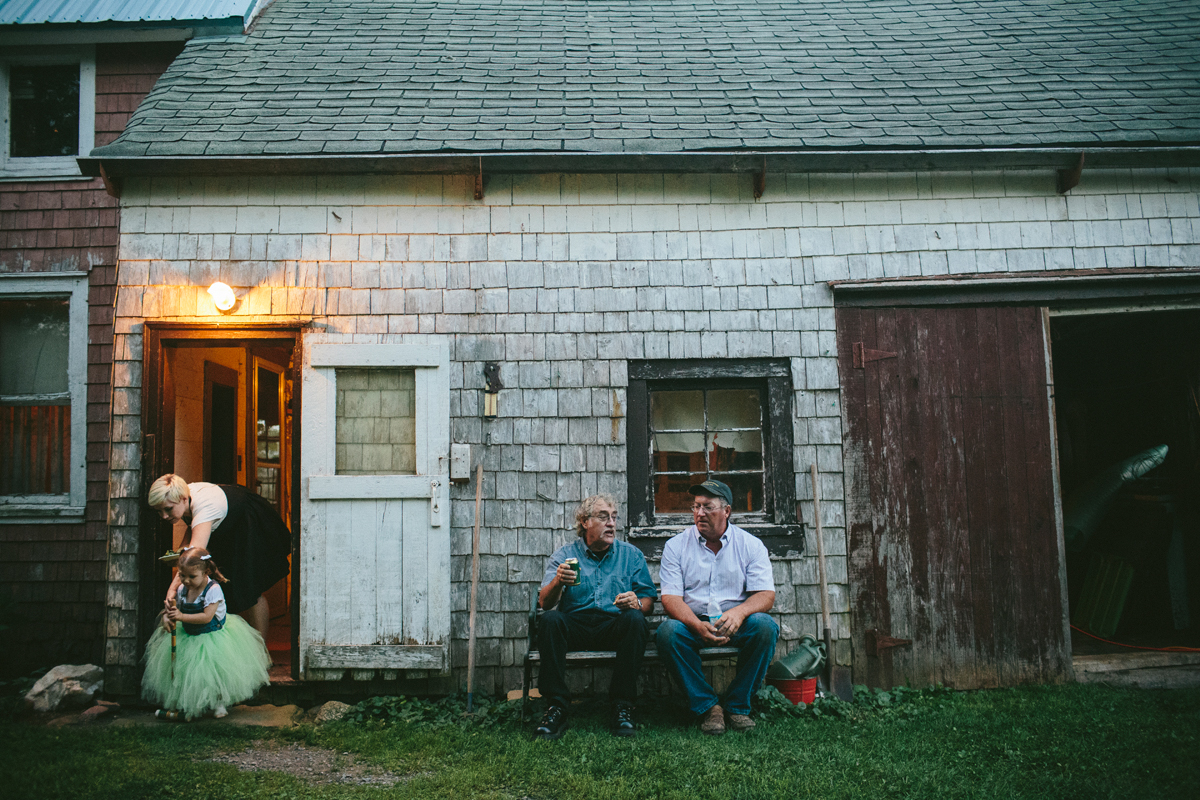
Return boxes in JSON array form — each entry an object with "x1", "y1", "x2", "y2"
[
  {"x1": 466, "y1": 463, "x2": 483, "y2": 712},
  {"x1": 811, "y1": 464, "x2": 833, "y2": 692}
]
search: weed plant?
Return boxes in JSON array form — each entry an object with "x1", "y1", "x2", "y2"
[{"x1": 1, "y1": 682, "x2": 1197, "y2": 799}]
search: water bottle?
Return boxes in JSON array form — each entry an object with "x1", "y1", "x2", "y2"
[{"x1": 707, "y1": 597, "x2": 723, "y2": 631}]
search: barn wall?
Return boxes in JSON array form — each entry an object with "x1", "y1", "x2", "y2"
[
  {"x1": 102, "y1": 167, "x2": 1200, "y2": 694},
  {"x1": 0, "y1": 42, "x2": 180, "y2": 678}
]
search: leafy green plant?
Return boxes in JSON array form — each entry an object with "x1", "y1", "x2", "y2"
[{"x1": 753, "y1": 682, "x2": 957, "y2": 722}]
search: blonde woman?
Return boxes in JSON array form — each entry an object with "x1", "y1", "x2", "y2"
[{"x1": 148, "y1": 474, "x2": 290, "y2": 639}]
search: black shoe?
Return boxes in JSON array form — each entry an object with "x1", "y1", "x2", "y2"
[
  {"x1": 534, "y1": 705, "x2": 568, "y2": 740},
  {"x1": 612, "y1": 702, "x2": 636, "y2": 738}
]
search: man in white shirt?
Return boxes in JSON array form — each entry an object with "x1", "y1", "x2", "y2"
[{"x1": 656, "y1": 479, "x2": 778, "y2": 735}]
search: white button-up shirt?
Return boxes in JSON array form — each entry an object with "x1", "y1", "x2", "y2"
[{"x1": 658, "y1": 522, "x2": 774, "y2": 617}]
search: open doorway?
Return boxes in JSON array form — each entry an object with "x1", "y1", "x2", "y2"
[
  {"x1": 141, "y1": 325, "x2": 301, "y2": 681},
  {"x1": 1050, "y1": 309, "x2": 1200, "y2": 657}
]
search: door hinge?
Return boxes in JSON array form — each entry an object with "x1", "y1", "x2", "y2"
[
  {"x1": 853, "y1": 342, "x2": 898, "y2": 369},
  {"x1": 865, "y1": 629, "x2": 913, "y2": 656}
]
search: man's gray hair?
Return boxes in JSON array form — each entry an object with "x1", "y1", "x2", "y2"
[{"x1": 574, "y1": 494, "x2": 617, "y2": 537}]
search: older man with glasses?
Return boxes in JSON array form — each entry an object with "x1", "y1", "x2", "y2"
[
  {"x1": 656, "y1": 479, "x2": 778, "y2": 735},
  {"x1": 534, "y1": 494, "x2": 658, "y2": 740}
]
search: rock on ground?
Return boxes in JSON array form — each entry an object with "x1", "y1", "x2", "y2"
[
  {"x1": 25, "y1": 665, "x2": 104, "y2": 713},
  {"x1": 313, "y1": 701, "x2": 351, "y2": 724}
]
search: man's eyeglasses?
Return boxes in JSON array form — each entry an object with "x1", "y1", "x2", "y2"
[
  {"x1": 591, "y1": 512, "x2": 619, "y2": 523},
  {"x1": 691, "y1": 503, "x2": 724, "y2": 515}
]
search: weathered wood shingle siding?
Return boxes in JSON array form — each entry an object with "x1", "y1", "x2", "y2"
[
  {"x1": 102, "y1": 166, "x2": 1200, "y2": 694},
  {"x1": 0, "y1": 44, "x2": 179, "y2": 677}
]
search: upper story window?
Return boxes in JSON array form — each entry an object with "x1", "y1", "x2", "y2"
[
  {"x1": 1, "y1": 46, "x2": 95, "y2": 180},
  {"x1": 0, "y1": 273, "x2": 88, "y2": 522},
  {"x1": 627, "y1": 358, "x2": 803, "y2": 549}
]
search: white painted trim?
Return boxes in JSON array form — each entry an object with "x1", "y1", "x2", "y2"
[
  {"x1": 0, "y1": 272, "x2": 89, "y2": 522},
  {"x1": 0, "y1": 46, "x2": 95, "y2": 181},
  {"x1": 307, "y1": 475, "x2": 440, "y2": 500}
]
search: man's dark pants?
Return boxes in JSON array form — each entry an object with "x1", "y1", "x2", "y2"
[{"x1": 538, "y1": 608, "x2": 649, "y2": 707}]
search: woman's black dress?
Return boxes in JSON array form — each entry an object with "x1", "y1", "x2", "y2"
[{"x1": 205, "y1": 484, "x2": 291, "y2": 614}]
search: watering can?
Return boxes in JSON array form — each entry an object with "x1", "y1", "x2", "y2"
[{"x1": 766, "y1": 634, "x2": 826, "y2": 680}]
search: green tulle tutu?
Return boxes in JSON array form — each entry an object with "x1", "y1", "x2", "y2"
[{"x1": 142, "y1": 614, "x2": 271, "y2": 718}]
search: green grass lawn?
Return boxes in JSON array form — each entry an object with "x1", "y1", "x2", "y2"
[{"x1": 2, "y1": 683, "x2": 1198, "y2": 799}]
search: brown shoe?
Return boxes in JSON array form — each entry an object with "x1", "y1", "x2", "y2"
[
  {"x1": 728, "y1": 713, "x2": 755, "y2": 732},
  {"x1": 700, "y1": 704, "x2": 726, "y2": 735}
]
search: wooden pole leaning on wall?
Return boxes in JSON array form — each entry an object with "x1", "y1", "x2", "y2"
[
  {"x1": 466, "y1": 462, "x2": 483, "y2": 713},
  {"x1": 811, "y1": 464, "x2": 833, "y2": 694}
]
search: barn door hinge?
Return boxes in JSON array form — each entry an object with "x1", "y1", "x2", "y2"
[
  {"x1": 865, "y1": 629, "x2": 913, "y2": 656},
  {"x1": 853, "y1": 342, "x2": 898, "y2": 368}
]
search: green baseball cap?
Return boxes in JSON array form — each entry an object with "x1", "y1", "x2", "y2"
[{"x1": 689, "y1": 479, "x2": 733, "y2": 506}]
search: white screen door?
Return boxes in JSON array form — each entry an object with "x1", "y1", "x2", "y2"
[{"x1": 299, "y1": 342, "x2": 450, "y2": 678}]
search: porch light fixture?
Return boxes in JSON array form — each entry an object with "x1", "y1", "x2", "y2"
[
  {"x1": 207, "y1": 281, "x2": 237, "y2": 313},
  {"x1": 483, "y1": 362, "x2": 502, "y2": 419}
]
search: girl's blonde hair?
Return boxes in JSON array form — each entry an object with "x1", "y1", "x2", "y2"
[
  {"x1": 147, "y1": 473, "x2": 189, "y2": 508},
  {"x1": 177, "y1": 547, "x2": 229, "y2": 584}
]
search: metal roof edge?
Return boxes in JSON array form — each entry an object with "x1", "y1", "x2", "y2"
[
  {"x1": 0, "y1": 18, "x2": 243, "y2": 45},
  {"x1": 79, "y1": 145, "x2": 1200, "y2": 179}
]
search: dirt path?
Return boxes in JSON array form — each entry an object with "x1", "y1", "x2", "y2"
[{"x1": 205, "y1": 739, "x2": 416, "y2": 786}]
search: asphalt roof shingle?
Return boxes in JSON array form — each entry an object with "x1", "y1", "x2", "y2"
[{"x1": 93, "y1": 0, "x2": 1200, "y2": 159}]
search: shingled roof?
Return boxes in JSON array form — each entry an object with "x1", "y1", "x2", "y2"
[{"x1": 87, "y1": 0, "x2": 1200, "y2": 172}]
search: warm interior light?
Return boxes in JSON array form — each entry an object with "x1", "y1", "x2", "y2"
[{"x1": 207, "y1": 282, "x2": 236, "y2": 312}]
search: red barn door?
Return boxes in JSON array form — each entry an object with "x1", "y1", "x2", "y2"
[{"x1": 837, "y1": 306, "x2": 1070, "y2": 688}]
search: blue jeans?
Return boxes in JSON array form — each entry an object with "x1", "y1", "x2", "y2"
[{"x1": 656, "y1": 613, "x2": 779, "y2": 716}]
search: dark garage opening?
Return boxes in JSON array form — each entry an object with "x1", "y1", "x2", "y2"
[{"x1": 1051, "y1": 309, "x2": 1200, "y2": 655}]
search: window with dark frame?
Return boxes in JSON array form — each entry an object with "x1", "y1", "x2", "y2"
[
  {"x1": 627, "y1": 359, "x2": 803, "y2": 550},
  {"x1": 8, "y1": 63, "x2": 79, "y2": 158},
  {"x1": 0, "y1": 298, "x2": 71, "y2": 495}
]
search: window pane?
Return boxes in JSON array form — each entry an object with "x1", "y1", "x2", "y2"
[
  {"x1": 1, "y1": 299, "x2": 70, "y2": 495},
  {"x1": 255, "y1": 366, "x2": 282, "y2": 504},
  {"x1": 335, "y1": 368, "x2": 416, "y2": 475},
  {"x1": 651, "y1": 390, "x2": 703, "y2": 430},
  {"x1": 715, "y1": 472, "x2": 764, "y2": 514},
  {"x1": 652, "y1": 431, "x2": 705, "y2": 470},
  {"x1": 649, "y1": 385, "x2": 766, "y2": 517},
  {"x1": 708, "y1": 430, "x2": 763, "y2": 471},
  {"x1": 654, "y1": 472, "x2": 707, "y2": 513},
  {"x1": 707, "y1": 389, "x2": 761, "y2": 429},
  {"x1": 9, "y1": 64, "x2": 79, "y2": 158},
  {"x1": 0, "y1": 299, "x2": 69, "y2": 396}
]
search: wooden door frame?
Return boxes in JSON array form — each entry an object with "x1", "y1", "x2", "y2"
[{"x1": 140, "y1": 322, "x2": 306, "y2": 678}]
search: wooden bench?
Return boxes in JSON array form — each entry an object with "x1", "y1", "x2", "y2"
[{"x1": 521, "y1": 589, "x2": 740, "y2": 719}]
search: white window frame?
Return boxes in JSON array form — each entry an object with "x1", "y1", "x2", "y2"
[
  {"x1": 0, "y1": 45, "x2": 95, "y2": 181},
  {"x1": 0, "y1": 272, "x2": 88, "y2": 522}
]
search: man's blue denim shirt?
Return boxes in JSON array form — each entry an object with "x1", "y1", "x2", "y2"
[{"x1": 540, "y1": 538, "x2": 658, "y2": 614}]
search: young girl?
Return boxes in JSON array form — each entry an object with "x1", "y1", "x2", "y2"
[{"x1": 142, "y1": 548, "x2": 272, "y2": 720}]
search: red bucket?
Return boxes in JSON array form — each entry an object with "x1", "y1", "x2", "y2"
[{"x1": 768, "y1": 677, "x2": 817, "y2": 705}]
